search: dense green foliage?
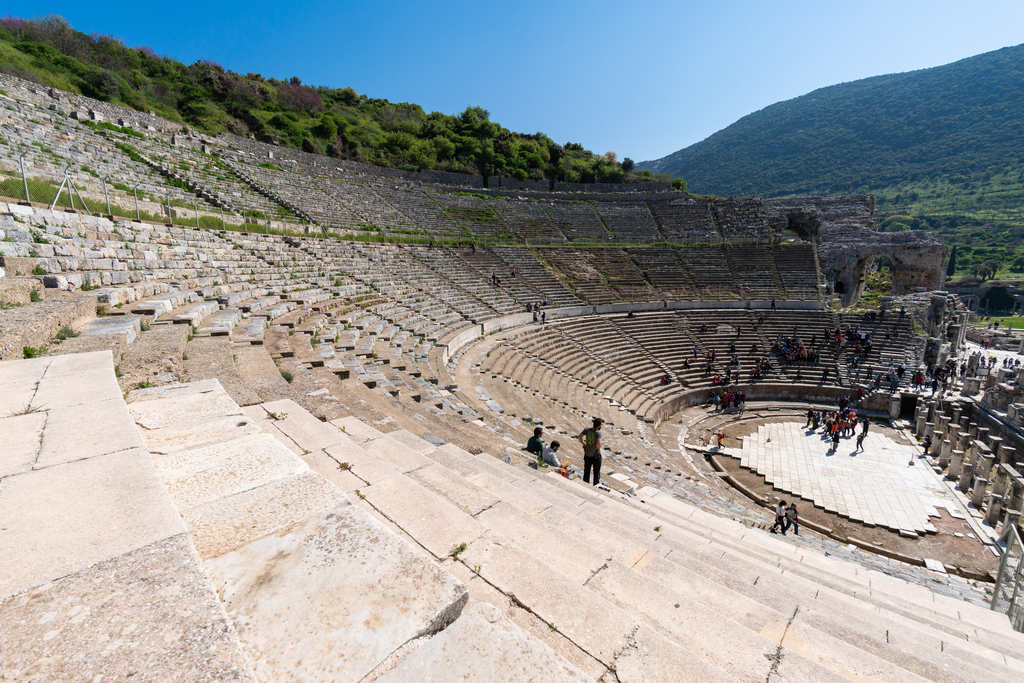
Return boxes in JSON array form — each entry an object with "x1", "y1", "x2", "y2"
[
  {"x1": 641, "y1": 43, "x2": 1024, "y2": 199},
  {"x1": 640, "y1": 43, "x2": 1024, "y2": 267},
  {"x1": 0, "y1": 15, "x2": 679, "y2": 186}
]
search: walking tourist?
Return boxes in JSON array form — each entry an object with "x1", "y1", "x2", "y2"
[
  {"x1": 771, "y1": 500, "x2": 787, "y2": 534},
  {"x1": 785, "y1": 504, "x2": 800, "y2": 535}
]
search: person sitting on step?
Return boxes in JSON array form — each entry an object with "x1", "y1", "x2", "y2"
[
  {"x1": 526, "y1": 427, "x2": 544, "y2": 461},
  {"x1": 541, "y1": 440, "x2": 562, "y2": 468}
]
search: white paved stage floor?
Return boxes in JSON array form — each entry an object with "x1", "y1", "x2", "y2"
[{"x1": 723, "y1": 422, "x2": 963, "y2": 536}]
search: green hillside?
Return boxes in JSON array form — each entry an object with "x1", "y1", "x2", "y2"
[
  {"x1": 0, "y1": 15, "x2": 676, "y2": 187},
  {"x1": 639, "y1": 44, "x2": 1024, "y2": 274}
]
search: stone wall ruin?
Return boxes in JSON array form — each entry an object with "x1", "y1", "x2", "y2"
[{"x1": 767, "y1": 196, "x2": 947, "y2": 305}]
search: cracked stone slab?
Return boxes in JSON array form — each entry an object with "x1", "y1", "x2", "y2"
[
  {"x1": 183, "y1": 471, "x2": 350, "y2": 560},
  {"x1": 378, "y1": 602, "x2": 591, "y2": 682},
  {"x1": 205, "y1": 505, "x2": 468, "y2": 683},
  {"x1": 141, "y1": 414, "x2": 263, "y2": 454},
  {"x1": 127, "y1": 378, "x2": 223, "y2": 402},
  {"x1": 384, "y1": 429, "x2": 439, "y2": 454},
  {"x1": 0, "y1": 412, "x2": 45, "y2": 479},
  {"x1": 360, "y1": 474, "x2": 485, "y2": 559},
  {"x1": 0, "y1": 379, "x2": 38, "y2": 416},
  {"x1": 329, "y1": 416, "x2": 388, "y2": 444},
  {"x1": 128, "y1": 389, "x2": 244, "y2": 430},
  {"x1": 36, "y1": 398, "x2": 146, "y2": 468},
  {"x1": 154, "y1": 433, "x2": 308, "y2": 512},
  {"x1": 365, "y1": 436, "x2": 434, "y2": 474},
  {"x1": 613, "y1": 625, "x2": 739, "y2": 683},
  {"x1": 252, "y1": 399, "x2": 351, "y2": 451},
  {"x1": 0, "y1": 533, "x2": 256, "y2": 682},
  {"x1": 459, "y1": 532, "x2": 636, "y2": 666},
  {"x1": 407, "y1": 462, "x2": 501, "y2": 516},
  {"x1": 0, "y1": 447, "x2": 185, "y2": 600}
]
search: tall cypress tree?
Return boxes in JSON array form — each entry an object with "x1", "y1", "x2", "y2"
[{"x1": 946, "y1": 245, "x2": 957, "y2": 277}]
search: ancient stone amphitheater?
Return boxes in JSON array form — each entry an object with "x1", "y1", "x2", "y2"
[{"x1": 1, "y1": 74, "x2": 1022, "y2": 681}]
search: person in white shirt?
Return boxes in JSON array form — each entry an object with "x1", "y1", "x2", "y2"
[{"x1": 541, "y1": 440, "x2": 561, "y2": 468}]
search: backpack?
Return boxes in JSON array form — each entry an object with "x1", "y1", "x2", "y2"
[{"x1": 583, "y1": 428, "x2": 598, "y2": 447}]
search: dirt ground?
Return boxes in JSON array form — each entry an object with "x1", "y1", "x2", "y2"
[{"x1": 716, "y1": 416, "x2": 999, "y2": 577}]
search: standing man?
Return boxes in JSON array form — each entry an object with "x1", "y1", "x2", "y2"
[{"x1": 577, "y1": 417, "x2": 603, "y2": 486}]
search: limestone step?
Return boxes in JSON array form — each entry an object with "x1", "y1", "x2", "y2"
[
  {"x1": 196, "y1": 307, "x2": 242, "y2": 336},
  {"x1": 406, "y1": 436, "x2": 1024, "y2": 678},
  {"x1": 376, "y1": 602, "x2": 591, "y2": 683},
  {"x1": 441, "y1": 445, "x2": 1014, "y2": 680},
  {"x1": 632, "y1": 487, "x2": 1016, "y2": 644},
  {"x1": 205, "y1": 504, "x2": 468, "y2": 682},
  {"x1": 0, "y1": 352, "x2": 255, "y2": 681},
  {"x1": 555, "y1": 479, "x2": 1024, "y2": 675},
  {"x1": 80, "y1": 315, "x2": 142, "y2": 344},
  {"x1": 329, "y1": 420, "x2": 921, "y2": 680},
  {"x1": 129, "y1": 380, "x2": 525, "y2": 683}
]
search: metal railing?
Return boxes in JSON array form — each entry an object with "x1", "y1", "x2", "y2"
[{"x1": 992, "y1": 521, "x2": 1024, "y2": 632}]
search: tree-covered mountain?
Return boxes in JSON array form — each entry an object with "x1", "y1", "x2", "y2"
[
  {"x1": 639, "y1": 43, "x2": 1024, "y2": 278},
  {"x1": 639, "y1": 43, "x2": 1024, "y2": 202},
  {"x1": 0, "y1": 15, "x2": 678, "y2": 186}
]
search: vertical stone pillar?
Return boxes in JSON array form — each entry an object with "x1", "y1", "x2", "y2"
[
  {"x1": 970, "y1": 440, "x2": 990, "y2": 468},
  {"x1": 924, "y1": 422, "x2": 936, "y2": 440},
  {"x1": 1002, "y1": 509, "x2": 1022, "y2": 538},
  {"x1": 939, "y1": 439, "x2": 952, "y2": 468},
  {"x1": 1010, "y1": 481, "x2": 1024, "y2": 513},
  {"x1": 993, "y1": 465, "x2": 1008, "y2": 496},
  {"x1": 958, "y1": 462, "x2": 974, "y2": 491},
  {"x1": 968, "y1": 422, "x2": 979, "y2": 441},
  {"x1": 960, "y1": 427, "x2": 975, "y2": 453},
  {"x1": 989, "y1": 436, "x2": 1004, "y2": 462},
  {"x1": 961, "y1": 377, "x2": 982, "y2": 394},
  {"x1": 948, "y1": 450, "x2": 965, "y2": 479},
  {"x1": 946, "y1": 426, "x2": 960, "y2": 453},
  {"x1": 915, "y1": 409, "x2": 928, "y2": 438},
  {"x1": 977, "y1": 427, "x2": 990, "y2": 446},
  {"x1": 951, "y1": 405, "x2": 963, "y2": 425},
  {"x1": 977, "y1": 454, "x2": 995, "y2": 481},
  {"x1": 888, "y1": 395, "x2": 901, "y2": 420},
  {"x1": 971, "y1": 477, "x2": 988, "y2": 508},
  {"x1": 935, "y1": 414, "x2": 949, "y2": 440},
  {"x1": 1001, "y1": 447, "x2": 1016, "y2": 466},
  {"x1": 986, "y1": 494, "x2": 1004, "y2": 525}
]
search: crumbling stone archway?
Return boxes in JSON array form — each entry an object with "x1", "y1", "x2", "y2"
[
  {"x1": 766, "y1": 196, "x2": 947, "y2": 307},
  {"x1": 824, "y1": 242, "x2": 947, "y2": 306}
]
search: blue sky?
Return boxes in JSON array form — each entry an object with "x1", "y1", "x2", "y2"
[{"x1": 9, "y1": 1, "x2": 1024, "y2": 162}]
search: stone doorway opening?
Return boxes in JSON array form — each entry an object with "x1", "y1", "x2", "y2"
[{"x1": 900, "y1": 393, "x2": 918, "y2": 421}]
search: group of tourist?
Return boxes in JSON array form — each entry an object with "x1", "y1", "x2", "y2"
[
  {"x1": 772, "y1": 333, "x2": 822, "y2": 365},
  {"x1": 525, "y1": 417, "x2": 604, "y2": 486},
  {"x1": 709, "y1": 389, "x2": 746, "y2": 411},
  {"x1": 770, "y1": 500, "x2": 800, "y2": 535},
  {"x1": 806, "y1": 399, "x2": 869, "y2": 451},
  {"x1": 861, "y1": 307, "x2": 906, "y2": 322}
]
